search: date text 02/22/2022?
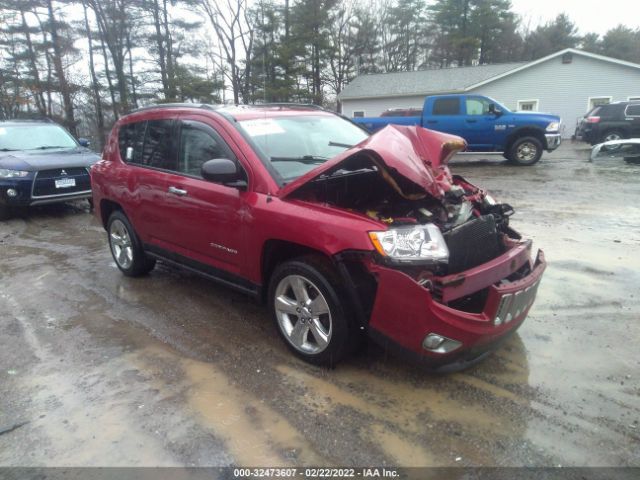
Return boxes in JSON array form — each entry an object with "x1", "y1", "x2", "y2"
[{"x1": 232, "y1": 467, "x2": 400, "y2": 478}]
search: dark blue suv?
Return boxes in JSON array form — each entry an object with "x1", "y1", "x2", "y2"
[{"x1": 0, "y1": 119, "x2": 100, "y2": 220}]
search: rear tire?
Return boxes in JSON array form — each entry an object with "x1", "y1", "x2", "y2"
[
  {"x1": 508, "y1": 136, "x2": 543, "y2": 166},
  {"x1": 601, "y1": 130, "x2": 624, "y2": 143},
  {"x1": 268, "y1": 255, "x2": 360, "y2": 367},
  {"x1": 107, "y1": 210, "x2": 156, "y2": 277}
]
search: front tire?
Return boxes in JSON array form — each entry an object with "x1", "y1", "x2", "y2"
[
  {"x1": 268, "y1": 256, "x2": 359, "y2": 367},
  {"x1": 508, "y1": 136, "x2": 543, "y2": 165},
  {"x1": 107, "y1": 210, "x2": 156, "y2": 277}
]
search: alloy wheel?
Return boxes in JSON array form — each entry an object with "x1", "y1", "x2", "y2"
[
  {"x1": 516, "y1": 142, "x2": 537, "y2": 162},
  {"x1": 109, "y1": 219, "x2": 134, "y2": 269},
  {"x1": 274, "y1": 274, "x2": 332, "y2": 354}
]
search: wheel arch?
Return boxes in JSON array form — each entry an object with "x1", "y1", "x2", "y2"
[
  {"x1": 99, "y1": 199, "x2": 124, "y2": 230},
  {"x1": 505, "y1": 126, "x2": 546, "y2": 152},
  {"x1": 260, "y1": 239, "x2": 333, "y2": 302}
]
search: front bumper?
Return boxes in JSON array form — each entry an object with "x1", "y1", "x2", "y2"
[
  {"x1": 366, "y1": 241, "x2": 546, "y2": 370},
  {"x1": 545, "y1": 133, "x2": 562, "y2": 151},
  {"x1": 0, "y1": 173, "x2": 91, "y2": 207}
]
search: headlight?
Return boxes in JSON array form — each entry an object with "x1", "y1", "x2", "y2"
[
  {"x1": 546, "y1": 121, "x2": 560, "y2": 132},
  {"x1": 369, "y1": 224, "x2": 449, "y2": 263},
  {"x1": 0, "y1": 168, "x2": 29, "y2": 178}
]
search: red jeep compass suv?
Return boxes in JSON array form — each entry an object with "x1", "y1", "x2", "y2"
[{"x1": 91, "y1": 103, "x2": 545, "y2": 369}]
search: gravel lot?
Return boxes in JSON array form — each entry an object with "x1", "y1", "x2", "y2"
[{"x1": 0, "y1": 142, "x2": 638, "y2": 468}]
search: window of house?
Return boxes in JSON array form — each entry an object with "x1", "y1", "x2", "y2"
[
  {"x1": 352, "y1": 111, "x2": 365, "y2": 118},
  {"x1": 178, "y1": 121, "x2": 234, "y2": 177},
  {"x1": 466, "y1": 97, "x2": 492, "y2": 115},
  {"x1": 588, "y1": 96, "x2": 612, "y2": 111},
  {"x1": 140, "y1": 120, "x2": 176, "y2": 170},
  {"x1": 517, "y1": 99, "x2": 539, "y2": 111},
  {"x1": 432, "y1": 98, "x2": 460, "y2": 115}
]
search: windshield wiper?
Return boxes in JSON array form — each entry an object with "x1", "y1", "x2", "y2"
[
  {"x1": 271, "y1": 155, "x2": 327, "y2": 165},
  {"x1": 0, "y1": 148, "x2": 17, "y2": 151},
  {"x1": 328, "y1": 141, "x2": 354, "y2": 148},
  {"x1": 31, "y1": 145, "x2": 70, "y2": 150}
]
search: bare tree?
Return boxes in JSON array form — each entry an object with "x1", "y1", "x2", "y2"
[
  {"x1": 87, "y1": 0, "x2": 133, "y2": 114},
  {"x1": 45, "y1": 0, "x2": 77, "y2": 135},
  {"x1": 80, "y1": 0, "x2": 105, "y2": 148},
  {"x1": 199, "y1": 0, "x2": 254, "y2": 104}
]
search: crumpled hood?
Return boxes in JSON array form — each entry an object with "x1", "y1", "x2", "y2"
[
  {"x1": 0, "y1": 148, "x2": 100, "y2": 172},
  {"x1": 278, "y1": 124, "x2": 467, "y2": 199}
]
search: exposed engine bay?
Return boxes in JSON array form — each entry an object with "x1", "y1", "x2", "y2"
[{"x1": 289, "y1": 153, "x2": 520, "y2": 275}]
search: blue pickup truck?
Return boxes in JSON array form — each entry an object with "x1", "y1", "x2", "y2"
[{"x1": 353, "y1": 94, "x2": 562, "y2": 165}]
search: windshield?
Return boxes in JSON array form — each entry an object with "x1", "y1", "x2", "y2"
[
  {"x1": 239, "y1": 114, "x2": 369, "y2": 181},
  {"x1": 0, "y1": 124, "x2": 78, "y2": 151}
]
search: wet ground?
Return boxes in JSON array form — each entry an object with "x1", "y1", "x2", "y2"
[{"x1": 0, "y1": 143, "x2": 638, "y2": 468}]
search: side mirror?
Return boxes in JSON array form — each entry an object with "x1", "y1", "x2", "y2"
[
  {"x1": 488, "y1": 104, "x2": 502, "y2": 116},
  {"x1": 78, "y1": 138, "x2": 90, "y2": 148},
  {"x1": 201, "y1": 158, "x2": 247, "y2": 188}
]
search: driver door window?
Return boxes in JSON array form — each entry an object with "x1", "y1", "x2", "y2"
[{"x1": 178, "y1": 121, "x2": 234, "y2": 177}]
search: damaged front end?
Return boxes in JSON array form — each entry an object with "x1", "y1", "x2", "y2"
[{"x1": 281, "y1": 125, "x2": 546, "y2": 369}]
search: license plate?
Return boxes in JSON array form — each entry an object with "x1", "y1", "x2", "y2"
[{"x1": 55, "y1": 178, "x2": 76, "y2": 189}]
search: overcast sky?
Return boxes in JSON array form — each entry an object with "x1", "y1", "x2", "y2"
[{"x1": 510, "y1": 0, "x2": 640, "y2": 35}]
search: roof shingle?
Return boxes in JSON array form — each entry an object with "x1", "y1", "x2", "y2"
[{"x1": 338, "y1": 62, "x2": 527, "y2": 100}]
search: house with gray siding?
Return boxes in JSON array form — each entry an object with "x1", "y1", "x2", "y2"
[{"x1": 338, "y1": 49, "x2": 640, "y2": 138}]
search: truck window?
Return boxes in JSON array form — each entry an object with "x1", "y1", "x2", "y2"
[
  {"x1": 466, "y1": 97, "x2": 491, "y2": 115},
  {"x1": 432, "y1": 98, "x2": 460, "y2": 115}
]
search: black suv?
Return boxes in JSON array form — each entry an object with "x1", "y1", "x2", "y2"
[
  {"x1": 576, "y1": 101, "x2": 640, "y2": 145},
  {"x1": 0, "y1": 119, "x2": 99, "y2": 219}
]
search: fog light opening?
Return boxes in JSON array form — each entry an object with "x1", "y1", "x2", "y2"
[
  {"x1": 6, "y1": 188, "x2": 18, "y2": 198},
  {"x1": 422, "y1": 333, "x2": 462, "y2": 354}
]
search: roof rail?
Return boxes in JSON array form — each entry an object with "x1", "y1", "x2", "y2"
[
  {"x1": 248, "y1": 103, "x2": 325, "y2": 110},
  {"x1": 129, "y1": 102, "x2": 329, "y2": 115},
  {"x1": 130, "y1": 103, "x2": 222, "y2": 113}
]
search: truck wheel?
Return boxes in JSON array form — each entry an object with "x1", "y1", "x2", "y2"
[
  {"x1": 268, "y1": 255, "x2": 359, "y2": 367},
  {"x1": 107, "y1": 210, "x2": 156, "y2": 277},
  {"x1": 508, "y1": 136, "x2": 543, "y2": 166},
  {"x1": 602, "y1": 130, "x2": 624, "y2": 143}
]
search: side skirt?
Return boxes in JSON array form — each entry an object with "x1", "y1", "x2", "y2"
[{"x1": 144, "y1": 243, "x2": 261, "y2": 299}]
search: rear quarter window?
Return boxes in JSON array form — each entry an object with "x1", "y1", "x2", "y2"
[
  {"x1": 118, "y1": 121, "x2": 146, "y2": 163},
  {"x1": 625, "y1": 104, "x2": 640, "y2": 116}
]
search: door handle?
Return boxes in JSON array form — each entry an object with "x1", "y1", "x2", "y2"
[
  {"x1": 466, "y1": 119, "x2": 477, "y2": 123},
  {"x1": 168, "y1": 186, "x2": 187, "y2": 196},
  {"x1": 426, "y1": 120, "x2": 438, "y2": 124}
]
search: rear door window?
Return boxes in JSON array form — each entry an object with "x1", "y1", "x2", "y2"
[
  {"x1": 141, "y1": 120, "x2": 177, "y2": 170},
  {"x1": 177, "y1": 121, "x2": 235, "y2": 177},
  {"x1": 432, "y1": 98, "x2": 460, "y2": 115}
]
